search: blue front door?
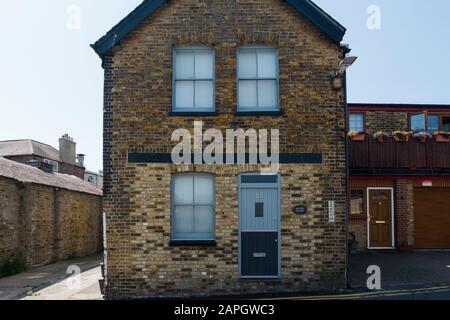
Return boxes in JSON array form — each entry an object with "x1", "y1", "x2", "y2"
[{"x1": 239, "y1": 175, "x2": 280, "y2": 278}]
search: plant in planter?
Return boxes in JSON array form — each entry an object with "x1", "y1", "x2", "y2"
[
  {"x1": 373, "y1": 131, "x2": 389, "y2": 143},
  {"x1": 412, "y1": 131, "x2": 431, "y2": 143},
  {"x1": 392, "y1": 131, "x2": 412, "y2": 142},
  {"x1": 348, "y1": 130, "x2": 365, "y2": 141},
  {"x1": 433, "y1": 131, "x2": 450, "y2": 142}
]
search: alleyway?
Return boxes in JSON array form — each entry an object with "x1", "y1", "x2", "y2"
[{"x1": 0, "y1": 254, "x2": 102, "y2": 300}]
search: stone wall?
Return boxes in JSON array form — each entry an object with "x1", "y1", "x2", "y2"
[
  {"x1": 0, "y1": 176, "x2": 102, "y2": 270},
  {"x1": 102, "y1": 0, "x2": 347, "y2": 298}
]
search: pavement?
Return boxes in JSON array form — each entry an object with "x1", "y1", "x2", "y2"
[
  {"x1": 0, "y1": 254, "x2": 103, "y2": 300},
  {"x1": 348, "y1": 250, "x2": 450, "y2": 289},
  {"x1": 2, "y1": 251, "x2": 450, "y2": 300},
  {"x1": 268, "y1": 285, "x2": 450, "y2": 300}
]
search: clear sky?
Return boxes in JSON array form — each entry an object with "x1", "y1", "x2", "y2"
[{"x1": 1, "y1": 0, "x2": 449, "y2": 172}]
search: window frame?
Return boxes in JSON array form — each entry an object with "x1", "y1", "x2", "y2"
[
  {"x1": 409, "y1": 112, "x2": 427, "y2": 133},
  {"x1": 237, "y1": 46, "x2": 280, "y2": 113},
  {"x1": 408, "y1": 112, "x2": 450, "y2": 133},
  {"x1": 170, "y1": 173, "x2": 216, "y2": 243},
  {"x1": 349, "y1": 112, "x2": 366, "y2": 132},
  {"x1": 172, "y1": 47, "x2": 216, "y2": 113},
  {"x1": 43, "y1": 159, "x2": 59, "y2": 172},
  {"x1": 349, "y1": 188, "x2": 365, "y2": 216}
]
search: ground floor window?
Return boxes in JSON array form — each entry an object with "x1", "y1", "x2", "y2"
[
  {"x1": 350, "y1": 189, "x2": 365, "y2": 215},
  {"x1": 171, "y1": 173, "x2": 215, "y2": 241}
]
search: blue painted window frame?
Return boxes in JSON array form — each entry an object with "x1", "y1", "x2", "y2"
[
  {"x1": 237, "y1": 47, "x2": 280, "y2": 113},
  {"x1": 170, "y1": 173, "x2": 216, "y2": 242},
  {"x1": 172, "y1": 47, "x2": 216, "y2": 113}
]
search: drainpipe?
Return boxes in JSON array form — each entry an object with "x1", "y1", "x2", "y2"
[{"x1": 342, "y1": 47, "x2": 351, "y2": 289}]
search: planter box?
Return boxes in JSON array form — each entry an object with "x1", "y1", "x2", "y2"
[
  {"x1": 349, "y1": 133, "x2": 365, "y2": 142},
  {"x1": 434, "y1": 134, "x2": 450, "y2": 143},
  {"x1": 393, "y1": 135, "x2": 410, "y2": 143}
]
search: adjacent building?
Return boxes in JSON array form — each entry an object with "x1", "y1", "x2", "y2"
[
  {"x1": 0, "y1": 134, "x2": 85, "y2": 179},
  {"x1": 84, "y1": 170, "x2": 104, "y2": 189},
  {"x1": 348, "y1": 103, "x2": 450, "y2": 251},
  {"x1": 93, "y1": 0, "x2": 349, "y2": 298},
  {"x1": 0, "y1": 157, "x2": 102, "y2": 272}
]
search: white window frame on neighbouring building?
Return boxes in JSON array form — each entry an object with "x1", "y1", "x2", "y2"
[
  {"x1": 237, "y1": 46, "x2": 279, "y2": 112},
  {"x1": 172, "y1": 47, "x2": 215, "y2": 113},
  {"x1": 171, "y1": 173, "x2": 216, "y2": 241},
  {"x1": 349, "y1": 113, "x2": 365, "y2": 132},
  {"x1": 43, "y1": 159, "x2": 59, "y2": 172}
]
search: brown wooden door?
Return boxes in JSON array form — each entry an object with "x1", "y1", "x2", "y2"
[
  {"x1": 369, "y1": 189, "x2": 393, "y2": 247},
  {"x1": 414, "y1": 188, "x2": 450, "y2": 249}
]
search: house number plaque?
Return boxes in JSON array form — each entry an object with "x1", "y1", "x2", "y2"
[{"x1": 292, "y1": 205, "x2": 307, "y2": 215}]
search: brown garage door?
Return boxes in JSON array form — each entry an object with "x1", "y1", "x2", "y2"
[{"x1": 414, "y1": 188, "x2": 450, "y2": 249}]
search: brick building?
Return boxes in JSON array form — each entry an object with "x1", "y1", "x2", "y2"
[
  {"x1": 0, "y1": 135, "x2": 85, "y2": 179},
  {"x1": 348, "y1": 104, "x2": 450, "y2": 251},
  {"x1": 0, "y1": 157, "x2": 103, "y2": 272},
  {"x1": 92, "y1": 0, "x2": 350, "y2": 298}
]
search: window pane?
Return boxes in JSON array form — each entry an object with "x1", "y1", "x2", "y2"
[
  {"x1": 194, "y1": 175, "x2": 214, "y2": 204},
  {"x1": 442, "y1": 116, "x2": 450, "y2": 131},
  {"x1": 257, "y1": 50, "x2": 277, "y2": 78},
  {"x1": 238, "y1": 50, "x2": 257, "y2": 78},
  {"x1": 350, "y1": 190, "x2": 364, "y2": 214},
  {"x1": 258, "y1": 80, "x2": 277, "y2": 108},
  {"x1": 350, "y1": 114, "x2": 364, "y2": 132},
  {"x1": 175, "y1": 81, "x2": 194, "y2": 109},
  {"x1": 411, "y1": 114, "x2": 426, "y2": 132},
  {"x1": 175, "y1": 51, "x2": 194, "y2": 79},
  {"x1": 238, "y1": 80, "x2": 257, "y2": 109},
  {"x1": 194, "y1": 206, "x2": 214, "y2": 235},
  {"x1": 194, "y1": 81, "x2": 214, "y2": 108},
  {"x1": 173, "y1": 206, "x2": 194, "y2": 235},
  {"x1": 174, "y1": 175, "x2": 193, "y2": 204},
  {"x1": 428, "y1": 115, "x2": 439, "y2": 134},
  {"x1": 195, "y1": 51, "x2": 213, "y2": 79}
]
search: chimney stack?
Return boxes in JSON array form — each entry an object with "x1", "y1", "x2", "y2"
[{"x1": 59, "y1": 134, "x2": 76, "y2": 164}]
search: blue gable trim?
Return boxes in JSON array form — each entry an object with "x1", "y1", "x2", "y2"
[
  {"x1": 91, "y1": 0, "x2": 346, "y2": 59},
  {"x1": 91, "y1": 0, "x2": 169, "y2": 58}
]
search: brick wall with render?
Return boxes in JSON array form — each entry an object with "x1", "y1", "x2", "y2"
[
  {"x1": 102, "y1": 0, "x2": 347, "y2": 298},
  {"x1": 0, "y1": 176, "x2": 103, "y2": 270}
]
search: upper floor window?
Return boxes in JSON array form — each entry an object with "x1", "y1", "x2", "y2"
[
  {"x1": 43, "y1": 159, "x2": 58, "y2": 172},
  {"x1": 171, "y1": 173, "x2": 215, "y2": 241},
  {"x1": 173, "y1": 47, "x2": 215, "y2": 112},
  {"x1": 410, "y1": 113, "x2": 426, "y2": 133},
  {"x1": 410, "y1": 113, "x2": 450, "y2": 134},
  {"x1": 349, "y1": 113, "x2": 365, "y2": 132},
  {"x1": 237, "y1": 47, "x2": 279, "y2": 112}
]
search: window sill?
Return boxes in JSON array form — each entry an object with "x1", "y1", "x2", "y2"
[
  {"x1": 169, "y1": 240, "x2": 217, "y2": 247},
  {"x1": 235, "y1": 111, "x2": 283, "y2": 116},
  {"x1": 169, "y1": 112, "x2": 218, "y2": 117}
]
